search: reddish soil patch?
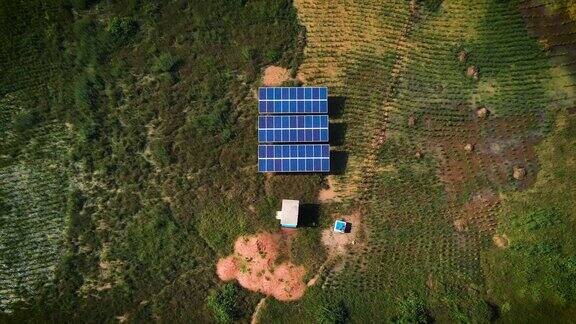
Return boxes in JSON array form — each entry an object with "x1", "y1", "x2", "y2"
[
  {"x1": 520, "y1": 1, "x2": 576, "y2": 69},
  {"x1": 460, "y1": 188, "x2": 500, "y2": 233},
  {"x1": 216, "y1": 233, "x2": 306, "y2": 301},
  {"x1": 262, "y1": 66, "x2": 291, "y2": 86},
  {"x1": 429, "y1": 114, "x2": 540, "y2": 197}
]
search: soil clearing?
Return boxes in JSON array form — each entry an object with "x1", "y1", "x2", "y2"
[
  {"x1": 216, "y1": 232, "x2": 306, "y2": 301},
  {"x1": 492, "y1": 234, "x2": 510, "y2": 248},
  {"x1": 307, "y1": 211, "x2": 363, "y2": 287},
  {"x1": 262, "y1": 66, "x2": 292, "y2": 86},
  {"x1": 321, "y1": 211, "x2": 362, "y2": 259}
]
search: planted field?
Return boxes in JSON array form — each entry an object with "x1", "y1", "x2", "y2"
[
  {"x1": 271, "y1": 0, "x2": 576, "y2": 322},
  {"x1": 0, "y1": 1, "x2": 71, "y2": 313},
  {"x1": 0, "y1": 97, "x2": 69, "y2": 312}
]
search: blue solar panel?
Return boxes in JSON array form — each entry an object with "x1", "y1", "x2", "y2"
[
  {"x1": 258, "y1": 115, "x2": 329, "y2": 143},
  {"x1": 258, "y1": 87, "x2": 328, "y2": 114},
  {"x1": 258, "y1": 144, "x2": 329, "y2": 158},
  {"x1": 258, "y1": 144, "x2": 330, "y2": 173}
]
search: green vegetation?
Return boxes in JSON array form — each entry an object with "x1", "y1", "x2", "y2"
[
  {"x1": 484, "y1": 112, "x2": 576, "y2": 322},
  {"x1": 266, "y1": 0, "x2": 575, "y2": 322},
  {"x1": 0, "y1": 0, "x2": 319, "y2": 321},
  {"x1": 1, "y1": 0, "x2": 576, "y2": 322},
  {"x1": 207, "y1": 284, "x2": 241, "y2": 323}
]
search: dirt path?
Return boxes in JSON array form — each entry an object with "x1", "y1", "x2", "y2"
[{"x1": 250, "y1": 297, "x2": 267, "y2": 324}]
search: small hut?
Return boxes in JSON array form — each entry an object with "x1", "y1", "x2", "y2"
[{"x1": 276, "y1": 200, "x2": 299, "y2": 228}]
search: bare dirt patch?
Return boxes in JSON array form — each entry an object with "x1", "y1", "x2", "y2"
[
  {"x1": 318, "y1": 175, "x2": 342, "y2": 203},
  {"x1": 321, "y1": 211, "x2": 361, "y2": 257},
  {"x1": 453, "y1": 218, "x2": 468, "y2": 232},
  {"x1": 216, "y1": 233, "x2": 306, "y2": 301},
  {"x1": 306, "y1": 211, "x2": 363, "y2": 287},
  {"x1": 262, "y1": 66, "x2": 291, "y2": 86},
  {"x1": 492, "y1": 234, "x2": 509, "y2": 248}
]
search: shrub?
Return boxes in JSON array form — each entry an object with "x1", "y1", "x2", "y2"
[
  {"x1": 393, "y1": 293, "x2": 431, "y2": 324},
  {"x1": 106, "y1": 17, "x2": 139, "y2": 50},
  {"x1": 207, "y1": 284, "x2": 239, "y2": 323},
  {"x1": 69, "y1": 0, "x2": 99, "y2": 10},
  {"x1": 13, "y1": 110, "x2": 42, "y2": 134},
  {"x1": 150, "y1": 140, "x2": 171, "y2": 166},
  {"x1": 151, "y1": 52, "x2": 179, "y2": 73}
]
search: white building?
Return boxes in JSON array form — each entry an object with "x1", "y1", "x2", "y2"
[{"x1": 276, "y1": 199, "x2": 299, "y2": 228}]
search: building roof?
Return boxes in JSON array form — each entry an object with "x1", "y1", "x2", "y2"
[{"x1": 276, "y1": 199, "x2": 299, "y2": 228}]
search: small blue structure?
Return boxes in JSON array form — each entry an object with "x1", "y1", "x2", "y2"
[{"x1": 334, "y1": 220, "x2": 347, "y2": 233}]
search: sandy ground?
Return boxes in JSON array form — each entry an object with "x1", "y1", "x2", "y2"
[
  {"x1": 321, "y1": 211, "x2": 361, "y2": 255},
  {"x1": 492, "y1": 234, "x2": 509, "y2": 248},
  {"x1": 318, "y1": 176, "x2": 342, "y2": 203},
  {"x1": 262, "y1": 66, "x2": 291, "y2": 86},
  {"x1": 216, "y1": 233, "x2": 306, "y2": 301},
  {"x1": 306, "y1": 211, "x2": 362, "y2": 287}
]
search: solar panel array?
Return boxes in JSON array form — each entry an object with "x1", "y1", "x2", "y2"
[
  {"x1": 258, "y1": 144, "x2": 330, "y2": 172},
  {"x1": 258, "y1": 115, "x2": 329, "y2": 143},
  {"x1": 258, "y1": 87, "x2": 328, "y2": 114},
  {"x1": 257, "y1": 87, "x2": 330, "y2": 173}
]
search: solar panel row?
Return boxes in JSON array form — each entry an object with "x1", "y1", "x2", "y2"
[
  {"x1": 258, "y1": 87, "x2": 328, "y2": 100},
  {"x1": 258, "y1": 144, "x2": 329, "y2": 158},
  {"x1": 258, "y1": 158, "x2": 330, "y2": 172},
  {"x1": 257, "y1": 87, "x2": 330, "y2": 173},
  {"x1": 258, "y1": 129, "x2": 328, "y2": 143},
  {"x1": 258, "y1": 115, "x2": 328, "y2": 129},
  {"x1": 258, "y1": 100, "x2": 327, "y2": 114}
]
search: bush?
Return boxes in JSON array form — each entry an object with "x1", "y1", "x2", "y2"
[
  {"x1": 13, "y1": 110, "x2": 42, "y2": 134},
  {"x1": 207, "y1": 284, "x2": 239, "y2": 323},
  {"x1": 393, "y1": 293, "x2": 431, "y2": 324},
  {"x1": 69, "y1": 0, "x2": 99, "y2": 10},
  {"x1": 106, "y1": 17, "x2": 139, "y2": 50},
  {"x1": 73, "y1": 75, "x2": 98, "y2": 112},
  {"x1": 305, "y1": 288, "x2": 348, "y2": 324},
  {"x1": 150, "y1": 140, "x2": 171, "y2": 166},
  {"x1": 151, "y1": 52, "x2": 179, "y2": 73}
]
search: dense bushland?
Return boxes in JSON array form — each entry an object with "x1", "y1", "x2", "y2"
[{"x1": 1, "y1": 0, "x2": 321, "y2": 322}]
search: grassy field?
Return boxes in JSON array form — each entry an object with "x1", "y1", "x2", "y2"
[
  {"x1": 1, "y1": 0, "x2": 576, "y2": 322},
  {"x1": 261, "y1": 0, "x2": 576, "y2": 322},
  {"x1": 0, "y1": 1, "x2": 71, "y2": 314}
]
